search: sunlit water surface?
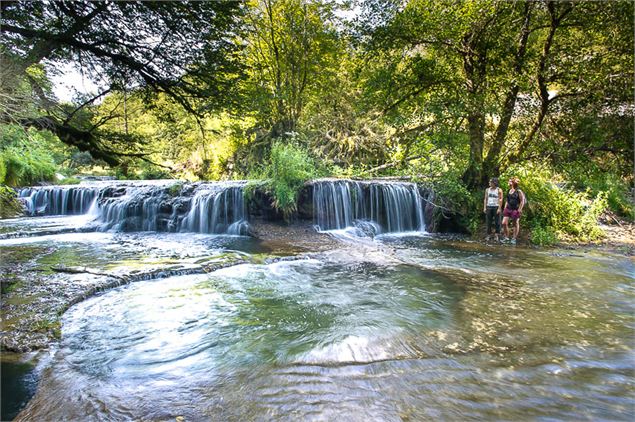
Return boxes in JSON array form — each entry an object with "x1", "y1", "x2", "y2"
[{"x1": 2, "y1": 216, "x2": 634, "y2": 421}]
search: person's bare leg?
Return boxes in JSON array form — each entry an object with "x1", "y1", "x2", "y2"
[
  {"x1": 502, "y1": 217, "x2": 509, "y2": 239},
  {"x1": 513, "y1": 219, "x2": 520, "y2": 239}
]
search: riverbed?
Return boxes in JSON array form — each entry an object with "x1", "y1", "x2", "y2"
[{"x1": 1, "y1": 214, "x2": 634, "y2": 421}]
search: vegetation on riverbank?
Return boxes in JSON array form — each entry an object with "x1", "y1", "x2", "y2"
[
  {"x1": 1, "y1": 0, "x2": 632, "y2": 243},
  {"x1": 0, "y1": 186, "x2": 23, "y2": 219}
]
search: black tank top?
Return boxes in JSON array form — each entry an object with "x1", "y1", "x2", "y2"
[{"x1": 507, "y1": 190, "x2": 521, "y2": 210}]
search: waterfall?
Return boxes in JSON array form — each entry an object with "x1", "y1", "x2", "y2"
[
  {"x1": 312, "y1": 179, "x2": 425, "y2": 234},
  {"x1": 19, "y1": 186, "x2": 99, "y2": 216},
  {"x1": 180, "y1": 185, "x2": 248, "y2": 235},
  {"x1": 18, "y1": 181, "x2": 249, "y2": 235},
  {"x1": 94, "y1": 184, "x2": 167, "y2": 232},
  {"x1": 16, "y1": 179, "x2": 424, "y2": 236}
]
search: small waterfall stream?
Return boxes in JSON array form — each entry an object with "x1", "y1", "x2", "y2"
[
  {"x1": 18, "y1": 179, "x2": 426, "y2": 237},
  {"x1": 180, "y1": 185, "x2": 248, "y2": 235},
  {"x1": 312, "y1": 179, "x2": 425, "y2": 234},
  {"x1": 18, "y1": 181, "x2": 249, "y2": 235},
  {"x1": 20, "y1": 187, "x2": 99, "y2": 216}
]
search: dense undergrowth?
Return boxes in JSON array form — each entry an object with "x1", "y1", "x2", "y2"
[
  {"x1": 245, "y1": 141, "x2": 322, "y2": 219},
  {"x1": 0, "y1": 186, "x2": 23, "y2": 218},
  {"x1": 428, "y1": 165, "x2": 629, "y2": 246}
]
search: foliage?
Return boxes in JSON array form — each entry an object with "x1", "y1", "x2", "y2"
[
  {"x1": 0, "y1": 125, "x2": 59, "y2": 186},
  {"x1": 0, "y1": 147, "x2": 57, "y2": 186},
  {"x1": 420, "y1": 171, "x2": 480, "y2": 233},
  {"x1": 566, "y1": 168, "x2": 633, "y2": 220},
  {"x1": 257, "y1": 141, "x2": 318, "y2": 218},
  {"x1": 501, "y1": 166, "x2": 608, "y2": 243},
  {"x1": 0, "y1": 154, "x2": 5, "y2": 184},
  {"x1": 139, "y1": 163, "x2": 172, "y2": 181},
  {"x1": 598, "y1": 176, "x2": 633, "y2": 220},
  {"x1": 359, "y1": 0, "x2": 634, "y2": 188},
  {"x1": 0, "y1": 185, "x2": 23, "y2": 218},
  {"x1": 429, "y1": 173, "x2": 474, "y2": 216},
  {"x1": 167, "y1": 182, "x2": 184, "y2": 197},
  {"x1": 1, "y1": 1, "x2": 245, "y2": 165},
  {"x1": 243, "y1": 0, "x2": 340, "y2": 135},
  {"x1": 529, "y1": 224, "x2": 558, "y2": 247},
  {"x1": 56, "y1": 177, "x2": 82, "y2": 185}
]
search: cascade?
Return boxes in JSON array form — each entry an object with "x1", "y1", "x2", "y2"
[
  {"x1": 180, "y1": 184, "x2": 248, "y2": 235},
  {"x1": 18, "y1": 181, "x2": 249, "y2": 235},
  {"x1": 93, "y1": 181, "x2": 174, "y2": 232},
  {"x1": 19, "y1": 186, "x2": 99, "y2": 216},
  {"x1": 16, "y1": 179, "x2": 425, "y2": 236},
  {"x1": 312, "y1": 179, "x2": 425, "y2": 234}
]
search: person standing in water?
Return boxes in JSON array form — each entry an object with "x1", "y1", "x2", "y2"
[
  {"x1": 502, "y1": 177, "x2": 525, "y2": 244},
  {"x1": 483, "y1": 177, "x2": 502, "y2": 241}
]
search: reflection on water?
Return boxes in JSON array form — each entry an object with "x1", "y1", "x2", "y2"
[
  {"x1": 1, "y1": 360, "x2": 39, "y2": 421},
  {"x1": 13, "y1": 234, "x2": 635, "y2": 421}
]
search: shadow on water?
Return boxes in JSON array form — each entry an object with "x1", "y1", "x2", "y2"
[{"x1": 1, "y1": 359, "x2": 39, "y2": 421}]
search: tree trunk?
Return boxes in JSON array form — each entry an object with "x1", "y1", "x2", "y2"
[
  {"x1": 481, "y1": 2, "x2": 533, "y2": 185},
  {"x1": 462, "y1": 112, "x2": 486, "y2": 189}
]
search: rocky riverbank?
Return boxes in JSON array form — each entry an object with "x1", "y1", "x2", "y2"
[{"x1": 554, "y1": 219, "x2": 635, "y2": 257}]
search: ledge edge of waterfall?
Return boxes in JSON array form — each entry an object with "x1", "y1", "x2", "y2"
[{"x1": 13, "y1": 179, "x2": 467, "y2": 236}]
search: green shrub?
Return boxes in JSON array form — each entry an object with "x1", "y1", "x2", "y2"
[
  {"x1": 578, "y1": 191, "x2": 608, "y2": 241},
  {"x1": 564, "y1": 165, "x2": 633, "y2": 220},
  {"x1": 167, "y1": 182, "x2": 184, "y2": 197},
  {"x1": 530, "y1": 224, "x2": 558, "y2": 246},
  {"x1": 57, "y1": 177, "x2": 82, "y2": 185},
  {"x1": 0, "y1": 147, "x2": 57, "y2": 186},
  {"x1": 425, "y1": 171, "x2": 479, "y2": 233},
  {"x1": 0, "y1": 157, "x2": 5, "y2": 184},
  {"x1": 140, "y1": 163, "x2": 172, "y2": 180},
  {"x1": 589, "y1": 174, "x2": 632, "y2": 220},
  {"x1": 258, "y1": 141, "x2": 318, "y2": 219},
  {"x1": 501, "y1": 165, "x2": 607, "y2": 243},
  {"x1": 0, "y1": 125, "x2": 63, "y2": 186},
  {"x1": 0, "y1": 185, "x2": 23, "y2": 218}
]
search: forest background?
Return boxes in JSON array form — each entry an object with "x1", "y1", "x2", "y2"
[{"x1": 1, "y1": 0, "x2": 633, "y2": 245}]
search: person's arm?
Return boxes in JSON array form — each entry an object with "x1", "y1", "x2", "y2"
[
  {"x1": 519, "y1": 190, "x2": 526, "y2": 213},
  {"x1": 498, "y1": 188, "x2": 503, "y2": 213},
  {"x1": 483, "y1": 189, "x2": 487, "y2": 212}
]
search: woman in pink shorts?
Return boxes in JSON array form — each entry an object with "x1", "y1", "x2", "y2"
[{"x1": 502, "y1": 177, "x2": 525, "y2": 244}]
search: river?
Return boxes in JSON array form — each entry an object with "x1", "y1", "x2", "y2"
[{"x1": 1, "y1": 181, "x2": 634, "y2": 420}]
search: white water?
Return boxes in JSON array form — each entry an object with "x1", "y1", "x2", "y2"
[
  {"x1": 312, "y1": 179, "x2": 426, "y2": 234},
  {"x1": 18, "y1": 179, "x2": 429, "y2": 238},
  {"x1": 18, "y1": 181, "x2": 249, "y2": 235}
]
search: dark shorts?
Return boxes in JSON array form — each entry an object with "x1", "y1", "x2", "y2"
[{"x1": 503, "y1": 208, "x2": 521, "y2": 220}]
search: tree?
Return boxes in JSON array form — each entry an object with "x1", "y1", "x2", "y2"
[
  {"x1": 362, "y1": 0, "x2": 634, "y2": 188},
  {"x1": 1, "y1": 0, "x2": 245, "y2": 166},
  {"x1": 243, "y1": 0, "x2": 340, "y2": 138}
]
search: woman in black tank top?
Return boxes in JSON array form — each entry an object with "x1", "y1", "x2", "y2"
[
  {"x1": 507, "y1": 190, "x2": 521, "y2": 210},
  {"x1": 502, "y1": 177, "x2": 525, "y2": 244}
]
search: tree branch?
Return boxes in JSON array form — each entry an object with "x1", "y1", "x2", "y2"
[
  {"x1": 508, "y1": 1, "x2": 575, "y2": 164},
  {"x1": 63, "y1": 88, "x2": 112, "y2": 125}
]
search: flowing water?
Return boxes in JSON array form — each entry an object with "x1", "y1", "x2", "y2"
[
  {"x1": 312, "y1": 179, "x2": 425, "y2": 234},
  {"x1": 2, "y1": 181, "x2": 634, "y2": 421},
  {"x1": 17, "y1": 180, "x2": 250, "y2": 235}
]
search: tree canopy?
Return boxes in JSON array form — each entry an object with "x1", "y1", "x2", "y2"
[
  {"x1": 1, "y1": 0, "x2": 245, "y2": 164},
  {"x1": 359, "y1": 0, "x2": 633, "y2": 188},
  {"x1": 1, "y1": 0, "x2": 632, "y2": 209}
]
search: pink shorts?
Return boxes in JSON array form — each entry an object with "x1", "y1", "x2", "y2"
[{"x1": 503, "y1": 208, "x2": 521, "y2": 220}]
